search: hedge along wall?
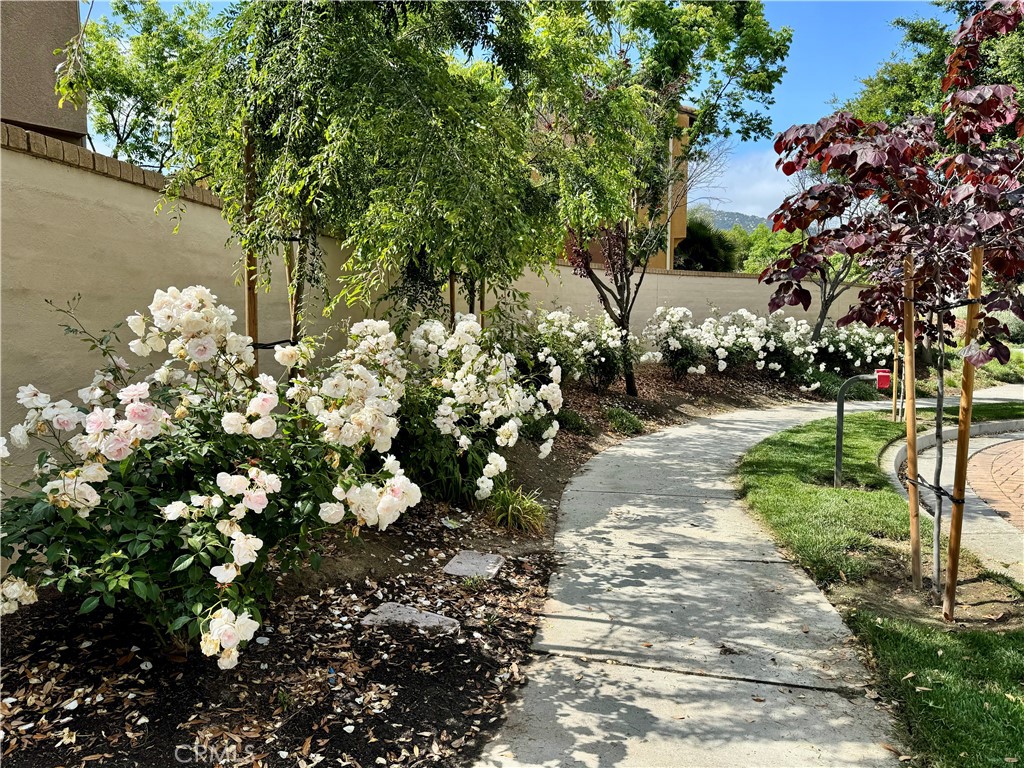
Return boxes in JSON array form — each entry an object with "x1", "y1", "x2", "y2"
[
  {"x1": 0, "y1": 122, "x2": 368, "y2": 468},
  {"x1": 514, "y1": 262, "x2": 855, "y2": 332}
]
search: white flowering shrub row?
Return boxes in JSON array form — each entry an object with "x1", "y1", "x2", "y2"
[
  {"x1": 0, "y1": 287, "x2": 560, "y2": 669},
  {"x1": 532, "y1": 309, "x2": 641, "y2": 391},
  {"x1": 642, "y1": 307, "x2": 892, "y2": 389}
]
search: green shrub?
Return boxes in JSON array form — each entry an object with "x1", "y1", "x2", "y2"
[
  {"x1": 994, "y1": 311, "x2": 1024, "y2": 345},
  {"x1": 605, "y1": 407, "x2": 644, "y2": 435},
  {"x1": 522, "y1": 408, "x2": 591, "y2": 440},
  {"x1": 558, "y1": 409, "x2": 592, "y2": 435},
  {"x1": 673, "y1": 219, "x2": 738, "y2": 272},
  {"x1": 984, "y1": 350, "x2": 1024, "y2": 384},
  {"x1": 490, "y1": 484, "x2": 547, "y2": 534}
]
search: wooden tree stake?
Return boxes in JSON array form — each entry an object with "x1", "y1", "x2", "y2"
[
  {"x1": 479, "y1": 277, "x2": 486, "y2": 329},
  {"x1": 891, "y1": 332, "x2": 901, "y2": 422},
  {"x1": 449, "y1": 269, "x2": 457, "y2": 329},
  {"x1": 903, "y1": 253, "x2": 922, "y2": 590},
  {"x1": 943, "y1": 246, "x2": 984, "y2": 621}
]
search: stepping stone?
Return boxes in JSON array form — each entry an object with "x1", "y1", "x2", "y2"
[
  {"x1": 361, "y1": 602, "x2": 459, "y2": 635},
  {"x1": 443, "y1": 550, "x2": 505, "y2": 579}
]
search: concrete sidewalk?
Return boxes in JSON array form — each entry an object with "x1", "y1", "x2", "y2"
[
  {"x1": 476, "y1": 399, "x2": 896, "y2": 768},
  {"x1": 474, "y1": 386, "x2": 1019, "y2": 768}
]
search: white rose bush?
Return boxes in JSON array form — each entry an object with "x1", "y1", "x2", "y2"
[
  {"x1": 533, "y1": 308, "x2": 641, "y2": 391},
  {"x1": 1, "y1": 288, "x2": 464, "y2": 670},
  {"x1": 400, "y1": 315, "x2": 563, "y2": 501},
  {"x1": 642, "y1": 306, "x2": 892, "y2": 390},
  {"x1": 2, "y1": 287, "x2": 563, "y2": 669}
]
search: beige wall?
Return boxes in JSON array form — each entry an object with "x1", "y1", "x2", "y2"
[
  {"x1": 1, "y1": 140, "x2": 363, "y2": 467},
  {"x1": 1, "y1": 1, "x2": 87, "y2": 142},
  {"x1": 513, "y1": 263, "x2": 852, "y2": 332}
]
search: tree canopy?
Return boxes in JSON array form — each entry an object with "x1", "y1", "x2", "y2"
[
  {"x1": 56, "y1": 0, "x2": 217, "y2": 170},
  {"x1": 844, "y1": 1, "x2": 1023, "y2": 136},
  {"x1": 529, "y1": 1, "x2": 791, "y2": 394},
  {"x1": 164, "y1": 1, "x2": 556, "y2": 333},
  {"x1": 764, "y1": 2, "x2": 1024, "y2": 364}
]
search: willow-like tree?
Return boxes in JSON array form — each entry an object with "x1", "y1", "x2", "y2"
[
  {"x1": 163, "y1": 1, "x2": 554, "y2": 338},
  {"x1": 526, "y1": 2, "x2": 791, "y2": 395}
]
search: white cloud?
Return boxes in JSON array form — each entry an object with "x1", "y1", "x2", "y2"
[{"x1": 691, "y1": 148, "x2": 793, "y2": 220}]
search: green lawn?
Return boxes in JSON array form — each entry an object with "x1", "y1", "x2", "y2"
[
  {"x1": 849, "y1": 613, "x2": 1024, "y2": 768},
  {"x1": 917, "y1": 350, "x2": 1024, "y2": 397},
  {"x1": 737, "y1": 403, "x2": 1024, "y2": 768}
]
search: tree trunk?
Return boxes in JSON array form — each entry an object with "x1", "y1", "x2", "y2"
[
  {"x1": 242, "y1": 124, "x2": 259, "y2": 374},
  {"x1": 919, "y1": 310, "x2": 936, "y2": 367},
  {"x1": 620, "y1": 322, "x2": 637, "y2": 397},
  {"x1": 931, "y1": 339, "x2": 945, "y2": 603},
  {"x1": 448, "y1": 269, "x2": 456, "y2": 329},
  {"x1": 285, "y1": 230, "x2": 307, "y2": 341},
  {"x1": 811, "y1": 310, "x2": 828, "y2": 342}
]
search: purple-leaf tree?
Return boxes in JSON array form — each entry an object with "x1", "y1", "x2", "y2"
[{"x1": 761, "y1": 0, "x2": 1023, "y2": 601}]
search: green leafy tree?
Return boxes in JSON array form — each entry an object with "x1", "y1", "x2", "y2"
[
  {"x1": 533, "y1": 1, "x2": 791, "y2": 396},
  {"x1": 740, "y1": 223, "x2": 803, "y2": 275},
  {"x1": 165, "y1": 1, "x2": 551, "y2": 339},
  {"x1": 58, "y1": 2, "x2": 552, "y2": 338},
  {"x1": 844, "y1": 1, "x2": 1023, "y2": 133},
  {"x1": 56, "y1": 0, "x2": 217, "y2": 171}
]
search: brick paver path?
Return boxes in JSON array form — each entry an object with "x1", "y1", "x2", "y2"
[{"x1": 969, "y1": 437, "x2": 1024, "y2": 531}]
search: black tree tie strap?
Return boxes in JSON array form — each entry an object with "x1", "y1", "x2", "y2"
[
  {"x1": 251, "y1": 339, "x2": 298, "y2": 350},
  {"x1": 908, "y1": 474, "x2": 965, "y2": 506}
]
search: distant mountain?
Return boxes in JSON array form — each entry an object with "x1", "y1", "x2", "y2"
[{"x1": 707, "y1": 209, "x2": 768, "y2": 233}]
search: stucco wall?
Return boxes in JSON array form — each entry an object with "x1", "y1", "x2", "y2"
[
  {"x1": 513, "y1": 263, "x2": 853, "y2": 331},
  {"x1": 1, "y1": 133, "x2": 362, "y2": 465},
  {"x1": 1, "y1": 1, "x2": 87, "y2": 141}
]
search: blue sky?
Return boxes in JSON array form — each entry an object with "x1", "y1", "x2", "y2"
[{"x1": 707, "y1": 1, "x2": 956, "y2": 219}]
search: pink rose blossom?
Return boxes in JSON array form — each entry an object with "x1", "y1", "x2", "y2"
[
  {"x1": 125, "y1": 401, "x2": 157, "y2": 424},
  {"x1": 85, "y1": 407, "x2": 117, "y2": 434},
  {"x1": 117, "y1": 383, "x2": 150, "y2": 403},
  {"x1": 241, "y1": 488, "x2": 269, "y2": 513},
  {"x1": 101, "y1": 433, "x2": 133, "y2": 461}
]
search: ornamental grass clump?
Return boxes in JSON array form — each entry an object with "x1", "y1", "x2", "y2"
[
  {"x1": 605, "y1": 406, "x2": 644, "y2": 435},
  {"x1": 489, "y1": 484, "x2": 547, "y2": 535},
  {"x1": 0, "y1": 287, "x2": 422, "y2": 670}
]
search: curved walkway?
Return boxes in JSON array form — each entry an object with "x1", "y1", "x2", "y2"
[
  {"x1": 476, "y1": 384, "x2": 1021, "y2": 768},
  {"x1": 477, "y1": 399, "x2": 894, "y2": 768}
]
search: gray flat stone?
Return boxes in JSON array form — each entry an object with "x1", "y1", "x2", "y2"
[
  {"x1": 477, "y1": 655, "x2": 895, "y2": 768},
  {"x1": 361, "y1": 602, "x2": 459, "y2": 635},
  {"x1": 444, "y1": 550, "x2": 505, "y2": 579}
]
